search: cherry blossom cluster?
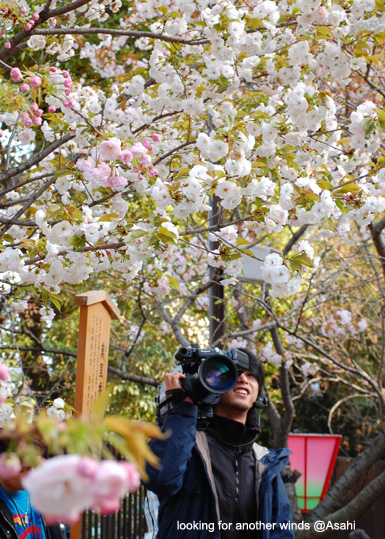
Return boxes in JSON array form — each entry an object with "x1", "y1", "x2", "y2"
[
  {"x1": 22, "y1": 454, "x2": 141, "y2": 524},
  {"x1": 46, "y1": 398, "x2": 72, "y2": 422},
  {"x1": 1, "y1": 0, "x2": 385, "y2": 309}
]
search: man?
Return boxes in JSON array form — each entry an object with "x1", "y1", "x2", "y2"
[
  {"x1": 145, "y1": 349, "x2": 294, "y2": 538},
  {"x1": 0, "y1": 439, "x2": 67, "y2": 539}
]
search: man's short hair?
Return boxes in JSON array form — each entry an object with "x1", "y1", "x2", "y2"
[{"x1": 237, "y1": 348, "x2": 265, "y2": 391}]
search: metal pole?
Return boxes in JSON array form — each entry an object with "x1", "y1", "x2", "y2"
[{"x1": 209, "y1": 194, "x2": 225, "y2": 347}]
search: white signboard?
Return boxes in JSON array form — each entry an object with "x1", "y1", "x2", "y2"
[{"x1": 238, "y1": 245, "x2": 281, "y2": 284}]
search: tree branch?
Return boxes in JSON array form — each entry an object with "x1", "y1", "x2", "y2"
[
  {"x1": 299, "y1": 469, "x2": 385, "y2": 538},
  {"x1": 282, "y1": 225, "x2": 309, "y2": 256},
  {"x1": 107, "y1": 366, "x2": 159, "y2": 387},
  {"x1": 157, "y1": 300, "x2": 190, "y2": 346},
  {"x1": 32, "y1": 27, "x2": 209, "y2": 46},
  {"x1": 270, "y1": 326, "x2": 294, "y2": 448},
  {"x1": 0, "y1": 134, "x2": 75, "y2": 186}
]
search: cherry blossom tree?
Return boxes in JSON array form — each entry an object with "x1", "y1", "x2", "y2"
[{"x1": 0, "y1": 0, "x2": 385, "y2": 310}]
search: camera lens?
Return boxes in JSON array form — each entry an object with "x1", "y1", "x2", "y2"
[{"x1": 199, "y1": 357, "x2": 237, "y2": 394}]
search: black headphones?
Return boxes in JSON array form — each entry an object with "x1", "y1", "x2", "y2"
[{"x1": 254, "y1": 385, "x2": 269, "y2": 409}]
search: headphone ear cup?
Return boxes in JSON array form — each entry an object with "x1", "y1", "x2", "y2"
[{"x1": 254, "y1": 385, "x2": 269, "y2": 409}]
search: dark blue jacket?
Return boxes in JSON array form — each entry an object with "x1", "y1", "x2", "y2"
[{"x1": 145, "y1": 402, "x2": 294, "y2": 539}]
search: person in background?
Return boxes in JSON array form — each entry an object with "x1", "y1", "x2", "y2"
[{"x1": 0, "y1": 437, "x2": 66, "y2": 539}]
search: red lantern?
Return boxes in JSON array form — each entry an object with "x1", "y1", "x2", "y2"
[{"x1": 288, "y1": 434, "x2": 342, "y2": 512}]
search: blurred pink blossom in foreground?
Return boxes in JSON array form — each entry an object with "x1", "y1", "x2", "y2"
[
  {"x1": 0, "y1": 363, "x2": 9, "y2": 380},
  {"x1": 0, "y1": 452, "x2": 22, "y2": 478},
  {"x1": 22, "y1": 454, "x2": 141, "y2": 524}
]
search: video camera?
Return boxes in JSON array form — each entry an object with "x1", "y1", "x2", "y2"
[{"x1": 156, "y1": 344, "x2": 252, "y2": 429}]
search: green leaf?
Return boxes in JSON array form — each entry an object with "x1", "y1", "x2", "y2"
[
  {"x1": 378, "y1": 118, "x2": 385, "y2": 133},
  {"x1": 129, "y1": 230, "x2": 147, "y2": 240},
  {"x1": 99, "y1": 213, "x2": 120, "y2": 222},
  {"x1": 316, "y1": 26, "x2": 334, "y2": 39},
  {"x1": 241, "y1": 248, "x2": 257, "y2": 259},
  {"x1": 2, "y1": 234, "x2": 14, "y2": 243},
  {"x1": 167, "y1": 274, "x2": 180, "y2": 290},
  {"x1": 289, "y1": 253, "x2": 313, "y2": 271},
  {"x1": 236, "y1": 237, "x2": 252, "y2": 246},
  {"x1": 158, "y1": 226, "x2": 177, "y2": 240},
  {"x1": 70, "y1": 235, "x2": 86, "y2": 249},
  {"x1": 49, "y1": 297, "x2": 62, "y2": 312},
  {"x1": 363, "y1": 118, "x2": 375, "y2": 137},
  {"x1": 46, "y1": 204, "x2": 62, "y2": 220},
  {"x1": 18, "y1": 238, "x2": 36, "y2": 249},
  {"x1": 91, "y1": 384, "x2": 113, "y2": 419},
  {"x1": 334, "y1": 183, "x2": 361, "y2": 195},
  {"x1": 66, "y1": 205, "x2": 83, "y2": 221}
]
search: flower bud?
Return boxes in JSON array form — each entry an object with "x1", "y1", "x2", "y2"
[
  {"x1": 10, "y1": 67, "x2": 23, "y2": 83},
  {"x1": 30, "y1": 76, "x2": 42, "y2": 88}
]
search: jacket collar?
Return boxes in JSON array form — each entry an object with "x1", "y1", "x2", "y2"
[{"x1": 205, "y1": 415, "x2": 260, "y2": 447}]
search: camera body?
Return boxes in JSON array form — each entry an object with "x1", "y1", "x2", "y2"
[{"x1": 156, "y1": 344, "x2": 251, "y2": 429}]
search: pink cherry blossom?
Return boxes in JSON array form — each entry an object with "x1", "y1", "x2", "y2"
[
  {"x1": 152, "y1": 133, "x2": 161, "y2": 142},
  {"x1": 97, "y1": 162, "x2": 111, "y2": 178},
  {"x1": 63, "y1": 98, "x2": 77, "y2": 109},
  {"x1": 0, "y1": 452, "x2": 22, "y2": 478},
  {"x1": 22, "y1": 455, "x2": 95, "y2": 521},
  {"x1": 47, "y1": 105, "x2": 56, "y2": 113},
  {"x1": 76, "y1": 158, "x2": 93, "y2": 173},
  {"x1": 23, "y1": 455, "x2": 141, "y2": 523},
  {"x1": 4, "y1": 42, "x2": 11, "y2": 49},
  {"x1": 32, "y1": 13, "x2": 40, "y2": 21},
  {"x1": 10, "y1": 68, "x2": 23, "y2": 83},
  {"x1": 76, "y1": 457, "x2": 99, "y2": 479},
  {"x1": 30, "y1": 77, "x2": 42, "y2": 88},
  {"x1": 0, "y1": 363, "x2": 9, "y2": 381},
  {"x1": 121, "y1": 462, "x2": 141, "y2": 492},
  {"x1": 25, "y1": 23, "x2": 33, "y2": 31},
  {"x1": 129, "y1": 142, "x2": 147, "y2": 158},
  {"x1": 99, "y1": 138, "x2": 122, "y2": 161},
  {"x1": 32, "y1": 116, "x2": 42, "y2": 126},
  {"x1": 106, "y1": 175, "x2": 128, "y2": 188},
  {"x1": 20, "y1": 113, "x2": 32, "y2": 127},
  {"x1": 94, "y1": 500, "x2": 121, "y2": 515},
  {"x1": 20, "y1": 84, "x2": 30, "y2": 92},
  {"x1": 140, "y1": 154, "x2": 152, "y2": 168},
  {"x1": 89, "y1": 461, "x2": 129, "y2": 511},
  {"x1": 120, "y1": 149, "x2": 133, "y2": 164}
]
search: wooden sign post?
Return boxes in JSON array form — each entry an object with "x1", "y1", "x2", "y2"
[
  {"x1": 74, "y1": 290, "x2": 120, "y2": 416},
  {"x1": 71, "y1": 290, "x2": 120, "y2": 539}
]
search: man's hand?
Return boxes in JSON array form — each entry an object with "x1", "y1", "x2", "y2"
[{"x1": 164, "y1": 372, "x2": 193, "y2": 403}]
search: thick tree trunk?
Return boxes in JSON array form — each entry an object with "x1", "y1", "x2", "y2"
[
  {"x1": 306, "y1": 430, "x2": 385, "y2": 521},
  {"x1": 296, "y1": 469, "x2": 385, "y2": 538}
]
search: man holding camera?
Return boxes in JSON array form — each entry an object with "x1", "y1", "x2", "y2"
[{"x1": 145, "y1": 348, "x2": 294, "y2": 538}]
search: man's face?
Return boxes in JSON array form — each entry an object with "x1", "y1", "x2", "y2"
[
  {"x1": 214, "y1": 370, "x2": 260, "y2": 423},
  {"x1": 0, "y1": 469, "x2": 29, "y2": 493}
]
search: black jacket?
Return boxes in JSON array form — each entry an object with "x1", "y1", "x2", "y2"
[{"x1": 0, "y1": 496, "x2": 66, "y2": 539}]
